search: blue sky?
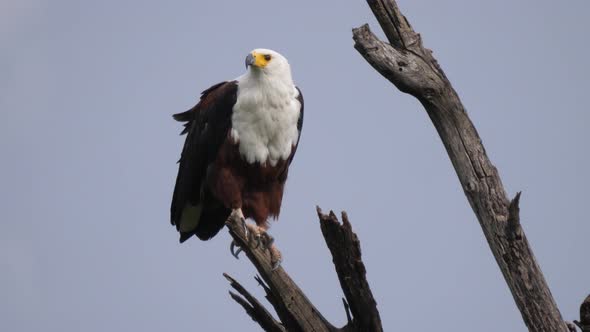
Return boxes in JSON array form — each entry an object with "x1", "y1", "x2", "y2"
[{"x1": 1, "y1": 0, "x2": 589, "y2": 331}]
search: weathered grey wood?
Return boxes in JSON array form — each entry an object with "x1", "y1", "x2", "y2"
[
  {"x1": 224, "y1": 209, "x2": 382, "y2": 332},
  {"x1": 574, "y1": 294, "x2": 590, "y2": 332},
  {"x1": 352, "y1": 1, "x2": 569, "y2": 331},
  {"x1": 224, "y1": 273, "x2": 286, "y2": 332},
  {"x1": 317, "y1": 208, "x2": 383, "y2": 332},
  {"x1": 225, "y1": 215, "x2": 334, "y2": 332}
]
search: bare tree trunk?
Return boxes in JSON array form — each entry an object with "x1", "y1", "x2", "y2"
[{"x1": 351, "y1": 0, "x2": 569, "y2": 331}]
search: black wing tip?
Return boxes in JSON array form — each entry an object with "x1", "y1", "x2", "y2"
[{"x1": 173, "y1": 110, "x2": 193, "y2": 122}]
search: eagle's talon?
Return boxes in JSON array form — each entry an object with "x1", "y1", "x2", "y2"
[
  {"x1": 251, "y1": 235, "x2": 262, "y2": 249},
  {"x1": 230, "y1": 241, "x2": 243, "y2": 259},
  {"x1": 271, "y1": 257, "x2": 282, "y2": 271},
  {"x1": 244, "y1": 223, "x2": 262, "y2": 248},
  {"x1": 264, "y1": 235, "x2": 282, "y2": 271},
  {"x1": 269, "y1": 243, "x2": 282, "y2": 271},
  {"x1": 262, "y1": 233, "x2": 274, "y2": 248}
]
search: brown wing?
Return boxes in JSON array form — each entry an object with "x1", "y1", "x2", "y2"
[{"x1": 171, "y1": 81, "x2": 238, "y2": 242}]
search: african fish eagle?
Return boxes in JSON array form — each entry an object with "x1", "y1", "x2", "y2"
[{"x1": 171, "y1": 49, "x2": 303, "y2": 268}]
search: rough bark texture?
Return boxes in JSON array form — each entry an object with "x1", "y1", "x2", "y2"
[
  {"x1": 225, "y1": 273, "x2": 286, "y2": 332},
  {"x1": 225, "y1": 214, "x2": 334, "y2": 332},
  {"x1": 224, "y1": 209, "x2": 382, "y2": 332},
  {"x1": 318, "y1": 208, "x2": 383, "y2": 332},
  {"x1": 574, "y1": 294, "x2": 590, "y2": 332},
  {"x1": 351, "y1": 0, "x2": 569, "y2": 331}
]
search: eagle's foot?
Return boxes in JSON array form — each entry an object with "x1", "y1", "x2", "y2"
[
  {"x1": 245, "y1": 223, "x2": 263, "y2": 249},
  {"x1": 269, "y1": 244, "x2": 282, "y2": 271},
  {"x1": 226, "y1": 209, "x2": 247, "y2": 232},
  {"x1": 259, "y1": 232, "x2": 281, "y2": 270},
  {"x1": 227, "y1": 209, "x2": 247, "y2": 259}
]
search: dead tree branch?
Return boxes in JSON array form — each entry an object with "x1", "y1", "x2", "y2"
[
  {"x1": 224, "y1": 208, "x2": 382, "y2": 332},
  {"x1": 318, "y1": 209, "x2": 383, "y2": 332},
  {"x1": 574, "y1": 294, "x2": 590, "y2": 332},
  {"x1": 224, "y1": 214, "x2": 334, "y2": 332},
  {"x1": 224, "y1": 273, "x2": 286, "y2": 332},
  {"x1": 352, "y1": 0, "x2": 569, "y2": 331}
]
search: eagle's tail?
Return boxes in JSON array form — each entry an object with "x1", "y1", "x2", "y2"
[
  {"x1": 178, "y1": 203, "x2": 203, "y2": 243},
  {"x1": 177, "y1": 202, "x2": 230, "y2": 242}
]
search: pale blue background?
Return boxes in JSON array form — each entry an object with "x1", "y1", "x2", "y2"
[{"x1": 1, "y1": 0, "x2": 588, "y2": 331}]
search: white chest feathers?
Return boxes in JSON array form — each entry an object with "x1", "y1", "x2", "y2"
[{"x1": 231, "y1": 81, "x2": 301, "y2": 166}]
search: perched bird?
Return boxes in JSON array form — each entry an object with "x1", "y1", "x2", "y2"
[{"x1": 171, "y1": 49, "x2": 303, "y2": 268}]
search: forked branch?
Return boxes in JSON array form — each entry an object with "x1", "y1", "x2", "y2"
[{"x1": 224, "y1": 208, "x2": 383, "y2": 332}]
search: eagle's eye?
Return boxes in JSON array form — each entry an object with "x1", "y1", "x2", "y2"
[{"x1": 264, "y1": 54, "x2": 272, "y2": 61}]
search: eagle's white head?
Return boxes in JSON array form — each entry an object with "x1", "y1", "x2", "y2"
[{"x1": 244, "y1": 48, "x2": 293, "y2": 83}]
